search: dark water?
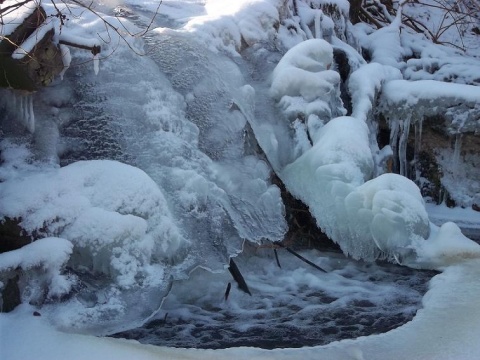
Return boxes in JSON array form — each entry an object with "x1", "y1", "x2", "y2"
[{"x1": 113, "y1": 250, "x2": 437, "y2": 349}]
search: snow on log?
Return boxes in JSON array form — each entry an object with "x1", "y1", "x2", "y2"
[{"x1": 0, "y1": 1, "x2": 102, "y2": 91}]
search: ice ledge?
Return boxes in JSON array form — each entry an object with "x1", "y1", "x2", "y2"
[{"x1": 380, "y1": 79, "x2": 480, "y2": 134}]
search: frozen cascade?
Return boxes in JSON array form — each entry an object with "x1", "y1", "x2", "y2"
[
  {"x1": 143, "y1": 28, "x2": 287, "y2": 244},
  {"x1": 0, "y1": 17, "x2": 286, "y2": 334}
]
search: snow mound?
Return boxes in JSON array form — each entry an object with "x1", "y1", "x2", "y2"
[
  {"x1": 270, "y1": 39, "x2": 336, "y2": 101},
  {"x1": 0, "y1": 158, "x2": 180, "y2": 334}
]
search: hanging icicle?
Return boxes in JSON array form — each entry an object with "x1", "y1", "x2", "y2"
[
  {"x1": 413, "y1": 117, "x2": 423, "y2": 180},
  {"x1": 389, "y1": 116, "x2": 400, "y2": 173},
  {"x1": 398, "y1": 114, "x2": 411, "y2": 177},
  {"x1": 93, "y1": 54, "x2": 100, "y2": 76},
  {"x1": 13, "y1": 92, "x2": 36, "y2": 133},
  {"x1": 314, "y1": 10, "x2": 323, "y2": 39},
  {"x1": 452, "y1": 133, "x2": 463, "y2": 174}
]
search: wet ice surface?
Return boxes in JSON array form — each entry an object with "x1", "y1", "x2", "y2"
[{"x1": 113, "y1": 248, "x2": 436, "y2": 349}]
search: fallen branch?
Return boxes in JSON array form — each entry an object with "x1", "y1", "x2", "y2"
[
  {"x1": 274, "y1": 248, "x2": 282, "y2": 268},
  {"x1": 58, "y1": 39, "x2": 100, "y2": 55},
  {"x1": 274, "y1": 241, "x2": 327, "y2": 273},
  {"x1": 228, "y1": 258, "x2": 252, "y2": 296}
]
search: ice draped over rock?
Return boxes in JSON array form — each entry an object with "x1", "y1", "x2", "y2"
[{"x1": 271, "y1": 36, "x2": 479, "y2": 265}]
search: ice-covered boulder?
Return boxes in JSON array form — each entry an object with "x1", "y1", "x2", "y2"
[{"x1": 0, "y1": 159, "x2": 181, "y2": 333}]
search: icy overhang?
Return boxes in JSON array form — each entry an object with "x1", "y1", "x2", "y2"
[{"x1": 380, "y1": 80, "x2": 480, "y2": 134}]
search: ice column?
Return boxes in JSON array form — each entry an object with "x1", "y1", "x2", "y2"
[{"x1": 413, "y1": 118, "x2": 423, "y2": 180}]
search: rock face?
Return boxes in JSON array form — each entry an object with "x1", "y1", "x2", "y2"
[
  {"x1": 0, "y1": 4, "x2": 64, "y2": 91},
  {"x1": 378, "y1": 111, "x2": 480, "y2": 210},
  {"x1": 0, "y1": 217, "x2": 32, "y2": 254}
]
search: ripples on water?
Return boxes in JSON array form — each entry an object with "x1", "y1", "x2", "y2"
[{"x1": 113, "y1": 248, "x2": 437, "y2": 349}]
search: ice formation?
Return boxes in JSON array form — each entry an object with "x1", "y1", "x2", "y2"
[
  {"x1": 280, "y1": 116, "x2": 431, "y2": 262},
  {"x1": 270, "y1": 26, "x2": 480, "y2": 266},
  {"x1": 0, "y1": 91, "x2": 36, "y2": 133}
]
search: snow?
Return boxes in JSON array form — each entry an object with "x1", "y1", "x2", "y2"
[
  {"x1": 11, "y1": 20, "x2": 54, "y2": 59},
  {"x1": 0, "y1": 237, "x2": 73, "y2": 299},
  {"x1": 186, "y1": 0, "x2": 279, "y2": 53},
  {"x1": 360, "y1": 13, "x2": 404, "y2": 69},
  {"x1": 0, "y1": 155, "x2": 181, "y2": 333},
  {"x1": 348, "y1": 63, "x2": 402, "y2": 122},
  {"x1": 383, "y1": 79, "x2": 480, "y2": 105},
  {"x1": 380, "y1": 79, "x2": 480, "y2": 134},
  {"x1": 0, "y1": 237, "x2": 72, "y2": 272},
  {"x1": 270, "y1": 39, "x2": 336, "y2": 101}
]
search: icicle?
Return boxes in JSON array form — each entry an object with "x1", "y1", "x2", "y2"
[
  {"x1": 452, "y1": 133, "x2": 463, "y2": 173},
  {"x1": 314, "y1": 10, "x2": 323, "y2": 39},
  {"x1": 389, "y1": 116, "x2": 400, "y2": 173},
  {"x1": 93, "y1": 54, "x2": 100, "y2": 75},
  {"x1": 398, "y1": 114, "x2": 411, "y2": 177},
  {"x1": 15, "y1": 93, "x2": 35, "y2": 133},
  {"x1": 59, "y1": 44, "x2": 71, "y2": 80},
  {"x1": 27, "y1": 95, "x2": 35, "y2": 133},
  {"x1": 413, "y1": 117, "x2": 423, "y2": 180}
]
